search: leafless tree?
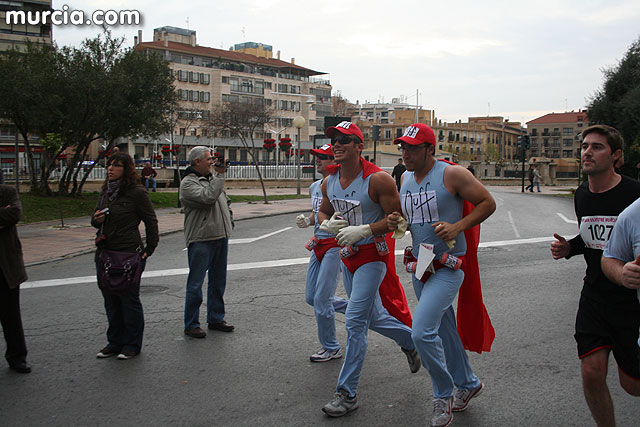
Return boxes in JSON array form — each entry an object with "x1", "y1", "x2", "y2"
[{"x1": 209, "y1": 100, "x2": 273, "y2": 204}]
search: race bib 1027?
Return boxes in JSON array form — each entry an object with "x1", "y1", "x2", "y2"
[{"x1": 579, "y1": 215, "x2": 617, "y2": 250}]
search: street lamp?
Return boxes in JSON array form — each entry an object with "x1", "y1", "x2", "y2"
[{"x1": 293, "y1": 116, "x2": 305, "y2": 195}]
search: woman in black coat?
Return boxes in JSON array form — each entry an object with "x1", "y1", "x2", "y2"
[
  {"x1": 0, "y1": 184, "x2": 31, "y2": 373},
  {"x1": 91, "y1": 153, "x2": 159, "y2": 360}
]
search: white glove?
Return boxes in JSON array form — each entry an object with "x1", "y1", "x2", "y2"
[
  {"x1": 336, "y1": 224, "x2": 373, "y2": 246},
  {"x1": 392, "y1": 216, "x2": 408, "y2": 239},
  {"x1": 319, "y1": 212, "x2": 348, "y2": 235},
  {"x1": 296, "y1": 214, "x2": 311, "y2": 228}
]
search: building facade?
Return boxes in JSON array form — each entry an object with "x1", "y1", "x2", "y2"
[
  {"x1": 526, "y1": 111, "x2": 587, "y2": 177},
  {"x1": 345, "y1": 98, "x2": 523, "y2": 167},
  {"x1": 133, "y1": 26, "x2": 332, "y2": 165},
  {"x1": 0, "y1": 1, "x2": 52, "y2": 175}
]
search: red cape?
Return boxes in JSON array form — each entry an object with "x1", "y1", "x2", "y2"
[
  {"x1": 329, "y1": 159, "x2": 413, "y2": 327},
  {"x1": 440, "y1": 159, "x2": 495, "y2": 353}
]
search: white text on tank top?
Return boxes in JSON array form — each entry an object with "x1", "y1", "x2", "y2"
[
  {"x1": 310, "y1": 180, "x2": 332, "y2": 238},
  {"x1": 400, "y1": 163, "x2": 466, "y2": 257},
  {"x1": 326, "y1": 170, "x2": 382, "y2": 245}
]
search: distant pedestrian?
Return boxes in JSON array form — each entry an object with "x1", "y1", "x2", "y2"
[
  {"x1": 526, "y1": 165, "x2": 534, "y2": 192},
  {"x1": 180, "y1": 146, "x2": 234, "y2": 339},
  {"x1": 0, "y1": 184, "x2": 31, "y2": 373},
  {"x1": 296, "y1": 143, "x2": 348, "y2": 363},
  {"x1": 141, "y1": 162, "x2": 157, "y2": 192},
  {"x1": 91, "y1": 152, "x2": 159, "y2": 360},
  {"x1": 466, "y1": 165, "x2": 475, "y2": 176},
  {"x1": 391, "y1": 158, "x2": 406, "y2": 191},
  {"x1": 532, "y1": 166, "x2": 542, "y2": 192},
  {"x1": 550, "y1": 124, "x2": 640, "y2": 426}
]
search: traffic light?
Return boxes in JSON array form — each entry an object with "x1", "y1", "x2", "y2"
[
  {"x1": 524, "y1": 135, "x2": 530, "y2": 150},
  {"x1": 372, "y1": 125, "x2": 381, "y2": 141},
  {"x1": 517, "y1": 136, "x2": 523, "y2": 150}
]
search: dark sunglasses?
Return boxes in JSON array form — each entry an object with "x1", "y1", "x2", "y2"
[
  {"x1": 315, "y1": 154, "x2": 333, "y2": 160},
  {"x1": 331, "y1": 134, "x2": 354, "y2": 145},
  {"x1": 397, "y1": 144, "x2": 427, "y2": 152}
]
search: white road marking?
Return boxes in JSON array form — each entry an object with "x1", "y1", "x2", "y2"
[
  {"x1": 229, "y1": 227, "x2": 292, "y2": 244},
  {"x1": 557, "y1": 212, "x2": 578, "y2": 225},
  {"x1": 507, "y1": 211, "x2": 521, "y2": 238},
  {"x1": 23, "y1": 236, "x2": 571, "y2": 289},
  {"x1": 182, "y1": 227, "x2": 293, "y2": 250}
]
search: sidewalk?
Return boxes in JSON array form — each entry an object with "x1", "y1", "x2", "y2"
[{"x1": 19, "y1": 187, "x2": 310, "y2": 266}]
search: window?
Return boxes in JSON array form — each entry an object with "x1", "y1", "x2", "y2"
[
  {"x1": 179, "y1": 128, "x2": 185, "y2": 136},
  {"x1": 177, "y1": 70, "x2": 188, "y2": 81},
  {"x1": 0, "y1": 126, "x2": 16, "y2": 136},
  {"x1": 228, "y1": 148, "x2": 237, "y2": 162},
  {"x1": 563, "y1": 150, "x2": 573, "y2": 157},
  {"x1": 563, "y1": 138, "x2": 572, "y2": 147},
  {"x1": 563, "y1": 128, "x2": 573, "y2": 135},
  {"x1": 240, "y1": 149, "x2": 248, "y2": 162},
  {"x1": 222, "y1": 76, "x2": 229, "y2": 84},
  {"x1": 135, "y1": 145, "x2": 145, "y2": 159},
  {"x1": 396, "y1": 128, "x2": 403, "y2": 138},
  {"x1": 189, "y1": 72, "x2": 199, "y2": 83},
  {"x1": 222, "y1": 94, "x2": 239, "y2": 103},
  {"x1": 200, "y1": 73, "x2": 210, "y2": 84},
  {"x1": 385, "y1": 129, "x2": 392, "y2": 139},
  {"x1": 277, "y1": 84, "x2": 288, "y2": 93},
  {"x1": 200, "y1": 92, "x2": 210, "y2": 103},
  {"x1": 264, "y1": 82, "x2": 272, "y2": 89}
]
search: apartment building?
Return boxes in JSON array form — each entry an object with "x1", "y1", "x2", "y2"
[
  {"x1": 347, "y1": 97, "x2": 522, "y2": 166},
  {"x1": 133, "y1": 26, "x2": 332, "y2": 164},
  {"x1": 0, "y1": 1, "x2": 52, "y2": 174},
  {"x1": 0, "y1": 0, "x2": 51, "y2": 51},
  {"x1": 526, "y1": 110, "x2": 587, "y2": 176}
]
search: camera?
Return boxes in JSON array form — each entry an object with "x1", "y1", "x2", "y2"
[{"x1": 213, "y1": 153, "x2": 225, "y2": 167}]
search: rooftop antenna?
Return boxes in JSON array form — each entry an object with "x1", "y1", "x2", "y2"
[
  {"x1": 242, "y1": 27, "x2": 246, "y2": 42},
  {"x1": 565, "y1": 98, "x2": 568, "y2": 111},
  {"x1": 186, "y1": 17, "x2": 190, "y2": 29}
]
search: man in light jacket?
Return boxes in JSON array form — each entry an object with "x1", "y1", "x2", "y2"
[
  {"x1": 180, "y1": 146, "x2": 234, "y2": 339},
  {"x1": 0, "y1": 184, "x2": 31, "y2": 373}
]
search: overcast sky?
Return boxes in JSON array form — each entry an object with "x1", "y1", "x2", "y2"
[{"x1": 51, "y1": 0, "x2": 640, "y2": 125}]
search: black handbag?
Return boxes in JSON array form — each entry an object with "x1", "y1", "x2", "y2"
[{"x1": 97, "y1": 249, "x2": 143, "y2": 294}]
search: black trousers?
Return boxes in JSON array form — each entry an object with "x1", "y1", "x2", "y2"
[{"x1": 0, "y1": 272, "x2": 28, "y2": 366}]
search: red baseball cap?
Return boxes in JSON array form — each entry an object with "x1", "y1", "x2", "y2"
[
  {"x1": 325, "y1": 121, "x2": 364, "y2": 143},
  {"x1": 310, "y1": 143, "x2": 334, "y2": 157},
  {"x1": 394, "y1": 123, "x2": 436, "y2": 146}
]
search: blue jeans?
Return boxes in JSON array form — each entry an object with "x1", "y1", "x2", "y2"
[
  {"x1": 411, "y1": 268, "x2": 480, "y2": 399},
  {"x1": 337, "y1": 261, "x2": 415, "y2": 396},
  {"x1": 305, "y1": 247, "x2": 347, "y2": 352},
  {"x1": 100, "y1": 258, "x2": 146, "y2": 353},
  {"x1": 184, "y1": 239, "x2": 228, "y2": 330},
  {"x1": 144, "y1": 177, "x2": 156, "y2": 192}
]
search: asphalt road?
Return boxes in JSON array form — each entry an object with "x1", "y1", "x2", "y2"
[{"x1": 2, "y1": 188, "x2": 640, "y2": 426}]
